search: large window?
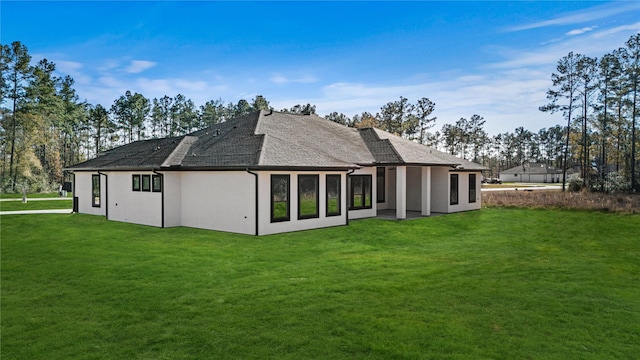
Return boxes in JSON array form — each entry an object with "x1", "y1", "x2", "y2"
[
  {"x1": 271, "y1": 175, "x2": 290, "y2": 222},
  {"x1": 92, "y1": 174, "x2": 101, "y2": 207},
  {"x1": 450, "y1": 174, "x2": 459, "y2": 205},
  {"x1": 376, "y1": 167, "x2": 385, "y2": 203},
  {"x1": 132, "y1": 175, "x2": 141, "y2": 191},
  {"x1": 152, "y1": 175, "x2": 162, "y2": 192},
  {"x1": 326, "y1": 175, "x2": 341, "y2": 216},
  {"x1": 469, "y1": 174, "x2": 477, "y2": 203},
  {"x1": 298, "y1": 175, "x2": 319, "y2": 219},
  {"x1": 142, "y1": 175, "x2": 151, "y2": 192},
  {"x1": 350, "y1": 175, "x2": 372, "y2": 210}
]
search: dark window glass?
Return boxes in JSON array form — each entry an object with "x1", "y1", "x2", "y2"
[
  {"x1": 326, "y1": 175, "x2": 341, "y2": 216},
  {"x1": 298, "y1": 175, "x2": 319, "y2": 219},
  {"x1": 450, "y1": 174, "x2": 459, "y2": 205},
  {"x1": 469, "y1": 174, "x2": 476, "y2": 203},
  {"x1": 271, "y1": 175, "x2": 290, "y2": 222},
  {"x1": 132, "y1": 175, "x2": 141, "y2": 191},
  {"x1": 152, "y1": 175, "x2": 162, "y2": 192},
  {"x1": 142, "y1": 175, "x2": 151, "y2": 192},
  {"x1": 92, "y1": 174, "x2": 100, "y2": 207},
  {"x1": 350, "y1": 175, "x2": 372, "y2": 210},
  {"x1": 376, "y1": 167, "x2": 385, "y2": 203}
]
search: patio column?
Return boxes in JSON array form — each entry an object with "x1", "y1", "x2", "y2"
[
  {"x1": 421, "y1": 166, "x2": 431, "y2": 216},
  {"x1": 396, "y1": 166, "x2": 406, "y2": 219}
]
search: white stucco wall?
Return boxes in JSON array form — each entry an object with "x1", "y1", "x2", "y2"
[
  {"x1": 74, "y1": 172, "x2": 106, "y2": 216},
  {"x1": 448, "y1": 171, "x2": 482, "y2": 212},
  {"x1": 107, "y1": 171, "x2": 162, "y2": 227},
  {"x1": 162, "y1": 172, "x2": 182, "y2": 228},
  {"x1": 430, "y1": 167, "x2": 450, "y2": 213},
  {"x1": 258, "y1": 170, "x2": 349, "y2": 235},
  {"x1": 180, "y1": 171, "x2": 256, "y2": 235},
  {"x1": 347, "y1": 167, "x2": 377, "y2": 221}
]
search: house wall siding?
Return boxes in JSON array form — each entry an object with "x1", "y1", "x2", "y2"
[
  {"x1": 180, "y1": 171, "x2": 256, "y2": 235},
  {"x1": 107, "y1": 171, "x2": 162, "y2": 227},
  {"x1": 258, "y1": 170, "x2": 349, "y2": 236},
  {"x1": 347, "y1": 167, "x2": 377, "y2": 220},
  {"x1": 430, "y1": 167, "x2": 450, "y2": 213},
  {"x1": 163, "y1": 172, "x2": 182, "y2": 227},
  {"x1": 75, "y1": 172, "x2": 106, "y2": 216}
]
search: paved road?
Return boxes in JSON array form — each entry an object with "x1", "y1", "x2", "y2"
[
  {"x1": 0, "y1": 197, "x2": 72, "y2": 202},
  {"x1": 0, "y1": 209, "x2": 73, "y2": 215},
  {"x1": 481, "y1": 185, "x2": 562, "y2": 192}
]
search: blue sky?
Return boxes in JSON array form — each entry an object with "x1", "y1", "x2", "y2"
[{"x1": 2, "y1": 1, "x2": 639, "y2": 134}]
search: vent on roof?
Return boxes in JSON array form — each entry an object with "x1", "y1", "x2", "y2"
[
  {"x1": 214, "y1": 129, "x2": 220, "y2": 136},
  {"x1": 266, "y1": 109, "x2": 273, "y2": 116}
]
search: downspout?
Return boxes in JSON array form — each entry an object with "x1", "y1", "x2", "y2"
[
  {"x1": 98, "y1": 171, "x2": 108, "y2": 220},
  {"x1": 346, "y1": 169, "x2": 355, "y2": 226},
  {"x1": 246, "y1": 169, "x2": 259, "y2": 236},
  {"x1": 152, "y1": 170, "x2": 165, "y2": 228},
  {"x1": 71, "y1": 172, "x2": 77, "y2": 213}
]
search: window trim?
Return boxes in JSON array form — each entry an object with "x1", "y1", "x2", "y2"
[
  {"x1": 298, "y1": 174, "x2": 319, "y2": 220},
  {"x1": 469, "y1": 173, "x2": 477, "y2": 203},
  {"x1": 349, "y1": 175, "x2": 372, "y2": 210},
  {"x1": 92, "y1": 174, "x2": 101, "y2": 208},
  {"x1": 141, "y1": 174, "x2": 151, "y2": 192},
  {"x1": 271, "y1": 174, "x2": 290, "y2": 223},
  {"x1": 152, "y1": 175, "x2": 162, "y2": 193},
  {"x1": 326, "y1": 174, "x2": 341, "y2": 217},
  {"x1": 132, "y1": 174, "x2": 141, "y2": 191},
  {"x1": 376, "y1": 167, "x2": 385, "y2": 203},
  {"x1": 450, "y1": 174, "x2": 459, "y2": 205}
]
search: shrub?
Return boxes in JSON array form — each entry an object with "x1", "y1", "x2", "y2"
[{"x1": 567, "y1": 174, "x2": 584, "y2": 192}]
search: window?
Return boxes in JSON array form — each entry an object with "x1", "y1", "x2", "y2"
[
  {"x1": 132, "y1": 175, "x2": 141, "y2": 191},
  {"x1": 298, "y1": 175, "x2": 319, "y2": 219},
  {"x1": 349, "y1": 175, "x2": 372, "y2": 210},
  {"x1": 92, "y1": 174, "x2": 100, "y2": 207},
  {"x1": 450, "y1": 174, "x2": 459, "y2": 205},
  {"x1": 271, "y1": 175, "x2": 290, "y2": 222},
  {"x1": 469, "y1": 174, "x2": 477, "y2": 203},
  {"x1": 326, "y1": 175, "x2": 341, "y2": 216},
  {"x1": 376, "y1": 167, "x2": 385, "y2": 203},
  {"x1": 152, "y1": 175, "x2": 162, "y2": 192},
  {"x1": 142, "y1": 175, "x2": 151, "y2": 192}
]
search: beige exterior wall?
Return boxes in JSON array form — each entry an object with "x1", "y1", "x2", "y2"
[
  {"x1": 75, "y1": 172, "x2": 106, "y2": 216},
  {"x1": 258, "y1": 170, "x2": 349, "y2": 235},
  {"x1": 347, "y1": 167, "x2": 377, "y2": 220},
  {"x1": 180, "y1": 171, "x2": 256, "y2": 235},
  {"x1": 106, "y1": 171, "x2": 162, "y2": 227}
]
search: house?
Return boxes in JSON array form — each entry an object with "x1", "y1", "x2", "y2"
[
  {"x1": 499, "y1": 162, "x2": 562, "y2": 183},
  {"x1": 66, "y1": 110, "x2": 485, "y2": 235}
]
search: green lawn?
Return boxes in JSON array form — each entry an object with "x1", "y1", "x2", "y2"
[
  {"x1": 0, "y1": 192, "x2": 72, "y2": 199},
  {"x1": 0, "y1": 199, "x2": 72, "y2": 211},
  {"x1": 2, "y1": 209, "x2": 639, "y2": 359}
]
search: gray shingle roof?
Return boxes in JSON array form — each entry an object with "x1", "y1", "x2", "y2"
[
  {"x1": 500, "y1": 163, "x2": 562, "y2": 175},
  {"x1": 67, "y1": 110, "x2": 486, "y2": 171}
]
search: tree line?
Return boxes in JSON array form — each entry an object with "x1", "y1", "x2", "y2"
[{"x1": 1, "y1": 34, "x2": 639, "y2": 193}]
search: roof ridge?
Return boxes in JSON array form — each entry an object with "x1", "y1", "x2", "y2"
[{"x1": 161, "y1": 136, "x2": 198, "y2": 167}]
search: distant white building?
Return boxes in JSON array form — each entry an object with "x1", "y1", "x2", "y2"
[{"x1": 499, "y1": 162, "x2": 563, "y2": 183}]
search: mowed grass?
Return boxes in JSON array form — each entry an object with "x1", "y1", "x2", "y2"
[
  {"x1": 0, "y1": 199, "x2": 72, "y2": 211},
  {"x1": 2, "y1": 209, "x2": 639, "y2": 359}
]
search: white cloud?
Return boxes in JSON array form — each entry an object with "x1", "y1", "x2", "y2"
[
  {"x1": 507, "y1": 2, "x2": 639, "y2": 32},
  {"x1": 270, "y1": 73, "x2": 317, "y2": 84},
  {"x1": 125, "y1": 60, "x2": 157, "y2": 74},
  {"x1": 566, "y1": 26, "x2": 596, "y2": 36}
]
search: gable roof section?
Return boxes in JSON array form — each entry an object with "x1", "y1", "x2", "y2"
[
  {"x1": 67, "y1": 136, "x2": 187, "y2": 171},
  {"x1": 500, "y1": 163, "x2": 562, "y2": 175},
  {"x1": 67, "y1": 110, "x2": 486, "y2": 171}
]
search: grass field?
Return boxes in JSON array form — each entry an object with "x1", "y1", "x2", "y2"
[
  {"x1": 0, "y1": 199, "x2": 73, "y2": 212},
  {"x1": 2, "y1": 209, "x2": 639, "y2": 359}
]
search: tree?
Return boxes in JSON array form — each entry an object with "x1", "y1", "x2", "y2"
[
  {"x1": 111, "y1": 91, "x2": 149, "y2": 143},
  {"x1": 540, "y1": 52, "x2": 583, "y2": 191},
  {"x1": 576, "y1": 55, "x2": 598, "y2": 184},
  {"x1": 596, "y1": 53, "x2": 622, "y2": 184},
  {"x1": 87, "y1": 104, "x2": 114, "y2": 155},
  {"x1": 415, "y1": 97, "x2": 437, "y2": 144},
  {"x1": 620, "y1": 34, "x2": 640, "y2": 191},
  {"x1": 251, "y1": 95, "x2": 271, "y2": 112},
  {"x1": 199, "y1": 98, "x2": 226, "y2": 127},
  {"x1": 325, "y1": 112, "x2": 350, "y2": 126},
  {"x1": 283, "y1": 104, "x2": 316, "y2": 114},
  {"x1": 1, "y1": 41, "x2": 32, "y2": 190},
  {"x1": 379, "y1": 96, "x2": 412, "y2": 136}
]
